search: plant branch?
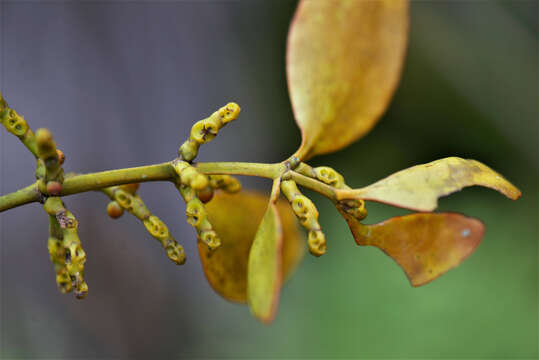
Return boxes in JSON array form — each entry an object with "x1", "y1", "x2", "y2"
[{"x1": 0, "y1": 161, "x2": 308, "y2": 212}]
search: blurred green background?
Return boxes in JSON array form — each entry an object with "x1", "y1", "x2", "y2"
[{"x1": 0, "y1": 1, "x2": 537, "y2": 358}]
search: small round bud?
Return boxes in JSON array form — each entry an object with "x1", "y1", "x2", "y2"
[
  {"x1": 143, "y1": 216, "x2": 169, "y2": 240},
  {"x1": 166, "y1": 242, "x2": 186, "y2": 265},
  {"x1": 36, "y1": 128, "x2": 54, "y2": 149},
  {"x1": 185, "y1": 199, "x2": 206, "y2": 227},
  {"x1": 220, "y1": 103, "x2": 241, "y2": 124},
  {"x1": 314, "y1": 166, "x2": 344, "y2": 187},
  {"x1": 115, "y1": 190, "x2": 133, "y2": 210},
  {"x1": 5, "y1": 110, "x2": 28, "y2": 136},
  {"x1": 292, "y1": 195, "x2": 318, "y2": 219},
  {"x1": 107, "y1": 201, "x2": 124, "y2": 219},
  {"x1": 46, "y1": 181, "x2": 63, "y2": 196},
  {"x1": 308, "y1": 230, "x2": 327, "y2": 257},
  {"x1": 56, "y1": 149, "x2": 65, "y2": 165},
  {"x1": 180, "y1": 167, "x2": 208, "y2": 189},
  {"x1": 190, "y1": 120, "x2": 215, "y2": 144},
  {"x1": 196, "y1": 186, "x2": 214, "y2": 203},
  {"x1": 200, "y1": 230, "x2": 221, "y2": 251},
  {"x1": 190, "y1": 174, "x2": 209, "y2": 190}
]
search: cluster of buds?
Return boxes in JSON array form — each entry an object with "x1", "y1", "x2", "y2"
[
  {"x1": 281, "y1": 179, "x2": 326, "y2": 256},
  {"x1": 173, "y1": 160, "x2": 221, "y2": 250},
  {"x1": 103, "y1": 183, "x2": 185, "y2": 265},
  {"x1": 44, "y1": 197, "x2": 88, "y2": 299},
  {"x1": 296, "y1": 163, "x2": 368, "y2": 222},
  {"x1": 313, "y1": 166, "x2": 345, "y2": 188},
  {"x1": 178, "y1": 102, "x2": 241, "y2": 162},
  {"x1": 173, "y1": 159, "x2": 242, "y2": 252}
]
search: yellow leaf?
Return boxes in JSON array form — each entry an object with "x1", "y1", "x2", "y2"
[
  {"x1": 199, "y1": 191, "x2": 304, "y2": 304},
  {"x1": 287, "y1": 0, "x2": 409, "y2": 160},
  {"x1": 336, "y1": 157, "x2": 521, "y2": 212},
  {"x1": 247, "y1": 202, "x2": 283, "y2": 323},
  {"x1": 338, "y1": 209, "x2": 484, "y2": 287}
]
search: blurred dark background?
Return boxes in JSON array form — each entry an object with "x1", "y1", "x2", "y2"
[{"x1": 0, "y1": 1, "x2": 537, "y2": 358}]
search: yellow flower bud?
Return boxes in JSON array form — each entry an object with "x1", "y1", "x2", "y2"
[
  {"x1": 143, "y1": 215, "x2": 169, "y2": 241},
  {"x1": 106, "y1": 201, "x2": 124, "y2": 219},
  {"x1": 219, "y1": 102, "x2": 241, "y2": 124},
  {"x1": 308, "y1": 230, "x2": 327, "y2": 257},
  {"x1": 166, "y1": 242, "x2": 186, "y2": 265},
  {"x1": 291, "y1": 195, "x2": 318, "y2": 219},
  {"x1": 185, "y1": 198, "x2": 206, "y2": 227},
  {"x1": 200, "y1": 230, "x2": 221, "y2": 250},
  {"x1": 3, "y1": 109, "x2": 28, "y2": 137},
  {"x1": 190, "y1": 120, "x2": 215, "y2": 144},
  {"x1": 115, "y1": 189, "x2": 133, "y2": 210},
  {"x1": 196, "y1": 186, "x2": 214, "y2": 203},
  {"x1": 314, "y1": 166, "x2": 345, "y2": 187}
]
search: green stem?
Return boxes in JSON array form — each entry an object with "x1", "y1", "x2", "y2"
[
  {"x1": 0, "y1": 160, "x2": 338, "y2": 212},
  {"x1": 0, "y1": 184, "x2": 41, "y2": 211},
  {"x1": 195, "y1": 162, "x2": 285, "y2": 178},
  {"x1": 61, "y1": 163, "x2": 175, "y2": 195}
]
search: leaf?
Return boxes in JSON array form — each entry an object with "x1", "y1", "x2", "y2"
[
  {"x1": 199, "y1": 191, "x2": 304, "y2": 303},
  {"x1": 338, "y1": 209, "x2": 484, "y2": 287},
  {"x1": 336, "y1": 157, "x2": 521, "y2": 212},
  {"x1": 287, "y1": 0, "x2": 409, "y2": 160},
  {"x1": 247, "y1": 201, "x2": 283, "y2": 323}
]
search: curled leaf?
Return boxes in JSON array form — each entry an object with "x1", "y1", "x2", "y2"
[
  {"x1": 336, "y1": 157, "x2": 521, "y2": 212},
  {"x1": 247, "y1": 202, "x2": 283, "y2": 323},
  {"x1": 287, "y1": 0, "x2": 409, "y2": 160},
  {"x1": 199, "y1": 191, "x2": 304, "y2": 303},
  {"x1": 338, "y1": 209, "x2": 484, "y2": 287}
]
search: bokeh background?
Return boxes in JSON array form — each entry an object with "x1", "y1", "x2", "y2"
[{"x1": 0, "y1": 1, "x2": 537, "y2": 358}]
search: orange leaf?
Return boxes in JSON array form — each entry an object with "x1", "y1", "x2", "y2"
[
  {"x1": 199, "y1": 191, "x2": 304, "y2": 303},
  {"x1": 336, "y1": 157, "x2": 521, "y2": 212},
  {"x1": 247, "y1": 201, "x2": 283, "y2": 323},
  {"x1": 287, "y1": 0, "x2": 409, "y2": 160},
  {"x1": 338, "y1": 209, "x2": 484, "y2": 287}
]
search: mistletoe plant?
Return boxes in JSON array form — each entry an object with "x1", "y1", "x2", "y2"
[{"x1": 0, "y1": 0, "x2": 521, "y2": 323}]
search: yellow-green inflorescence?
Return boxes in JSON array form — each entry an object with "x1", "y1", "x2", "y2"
[
  {"x1": 44, "y1": 197, "x2": 88, "y2": 299},
  {"x1": 173, "y1": 102, "x2": 243, "y2": 254},
  {"x1": 1, "y1": 95, "x2": 363, "y2": 300},
  {"x1": 178, "y1": 102, "x2": 241, "y2": 162},
  {"x1": 280, "y1": 179, "x2": 327, "y2": 257},
  {"x1": 102, "y1": 183, "x2": 186, "y2": 265},
  {"x1": 172, "y1": 166, "x2": 242, "y2": 252},
  {"x1": 33, "y1": 120, "x2": 90, "y2": 298},
  {"x1": 0, "y1": 91, "x2": 38, "y2": 157}
]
